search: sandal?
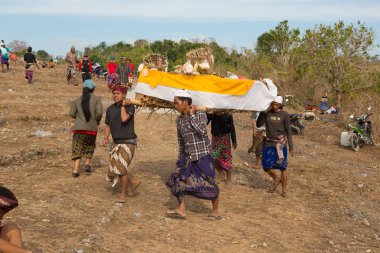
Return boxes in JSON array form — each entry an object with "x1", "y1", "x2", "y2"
[
  {"x1": 72, "y1": 172, "x2": 80, "y2": 178},
  {"x1": 203, "y1": 214, "x2": 222, "y2": 221},
  {"x1": 84, "y1": 165, "x2": 92, "y2": 175}
]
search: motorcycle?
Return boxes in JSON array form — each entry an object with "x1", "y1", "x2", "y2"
[
  {"x1": 289, "y1": 114, "x2": 304, "y2": 134},
  {"x1": 343, "y1": 106, "x2": 375, "y2": 151}
]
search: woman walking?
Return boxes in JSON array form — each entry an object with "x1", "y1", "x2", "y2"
[
  {"x1": 69, "y1": 79, "x2": 103, "y2": 177},
  {"x1": 207, "y1": 113, "x2": 237, "y2": 184}
]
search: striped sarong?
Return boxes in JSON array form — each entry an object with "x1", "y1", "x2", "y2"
[{"x1": 107, "y1": 144, "x2": 136, "y2": 181}]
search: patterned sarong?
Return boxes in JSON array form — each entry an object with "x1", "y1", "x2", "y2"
[
  {"x1": 166, "y1": 154, "x2": 219, "y2": 202},
  {"x1": 107, "y1": 144, "x2": 136, "y2": 181},
  {"x1": 212, "y1": 133, "x2": 232, "y2": 171},
  {"x1": 71, "y1": 133, "x2": 97, "y2": 160}
]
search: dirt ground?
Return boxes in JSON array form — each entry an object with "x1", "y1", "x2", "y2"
[{"x1": 0, "y1": 64, "x2": 379, "y2": 253}]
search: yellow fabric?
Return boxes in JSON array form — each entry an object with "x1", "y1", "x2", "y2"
[{"x1": 138, "y1": 69, "x2": 254, "y2": 96}]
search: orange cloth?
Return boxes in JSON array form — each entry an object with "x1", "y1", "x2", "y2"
[{"x1": 138, "y1": 69, "x2": 254, "y2": 96}]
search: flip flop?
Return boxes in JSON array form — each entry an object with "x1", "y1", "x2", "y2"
[
  {"x1": 84, "y1": 165, "x2": 92, "y2": 175},
  {"x1": 203, "y1": 214, "x2": 222, "y2": 221},
  {"x1": 72, "y1": 172, "x2": 80, "y2": 178},
  {"x1": 166, "y1": 210, "x2": 186, "y2": 219},
  {"x1": 115, "y1": 198, "x2": 126, "y2": 203}
]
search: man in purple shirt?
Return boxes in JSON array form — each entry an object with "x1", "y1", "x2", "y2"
[{"x1": 166, "y1": 90, "x2": 220, "y2": 220}]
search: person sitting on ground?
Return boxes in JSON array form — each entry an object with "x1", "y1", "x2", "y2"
[
  {"x1": 102, "y1": 85, "x2": 141, "y2": 203},
  {"x1": 166, "y1": 90, "x2": 220, "y2": 220},
  {"x1": 320, "y1": 90, "x2": 329, "y2": 114},
  {"x1": 78, "y1": 53, "x2": 93, "y2": 82},
  {"x1": 207, "y1": 113, "x2": 237, "y2": 185},
  {"x1": 23, "y1": 47, "x2": 40, "y2": 84},
  {"x1": 0, "y1": 186, "x2": 32, "y2": 253},
  {"x1": 69, "y1": 79, "x2": 103, "y2": 177},
  {"x1": 257, "y1": 96, "x2": 294, "y2": 197},
  {"x1": 48, "y1": 59, "x2": 55, "y2": 69}
]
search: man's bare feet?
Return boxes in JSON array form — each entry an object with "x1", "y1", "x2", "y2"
[
  {"x1": 166, "y1": 209, "x2": 186, "y2": 219},
  {"x1": 128, "y1": 180, "x2": 141, "y2": 197},
  {"x1": 268, "y1": 178, "x2": 281, "y2": 192}
]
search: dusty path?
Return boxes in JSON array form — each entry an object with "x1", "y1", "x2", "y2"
[{"x1": 0, "y1": 65, "x2": 379, "y2": 252}]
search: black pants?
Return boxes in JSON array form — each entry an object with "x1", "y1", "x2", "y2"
[{"x1": 82, "y1": 72, "x2": 92, "y2": 82}]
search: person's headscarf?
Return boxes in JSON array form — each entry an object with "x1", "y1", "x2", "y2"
[
  {"x1": 83, "y1": 79, "x2": 95, "y2": 89},
  {"x1": 112, "y1": 85, "x2": 128, "y2": 94},
  {"x1": 0, "y1": 186, "x2": 18, "y2": 213},
  {"x1": 273, "y1": 95, "x2": 283, "y2": 104}
]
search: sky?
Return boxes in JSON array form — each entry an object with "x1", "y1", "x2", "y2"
[{"x1": 1, "y1": 0, "x2": 380, "y2": 57}]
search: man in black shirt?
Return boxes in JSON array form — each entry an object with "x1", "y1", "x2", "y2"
[
  {"x1": 23, "y1": 47, "x2": 39, "y2": 84},
  {"x1": 102, "y1": 85, "x2": 140, "y2": 203}
]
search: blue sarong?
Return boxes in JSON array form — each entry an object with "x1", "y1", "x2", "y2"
[{"x1": 262, "y1": 146, "x2": 288, "y2": 171}]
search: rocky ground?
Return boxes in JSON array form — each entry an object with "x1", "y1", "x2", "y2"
[{"x1": 0, "y1": 64, "x2": 379, "y2": 253}]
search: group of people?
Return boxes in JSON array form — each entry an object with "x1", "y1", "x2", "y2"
[
  {"x1": 65, "y1": 46, "x2": 136, "y2": 89},
  {"x1": 69, "y1": 79, "x2": 140, "y2": 203},
  {"x1": 1, "y1": 61, "x2": 294, "y2": 250},
  {"x1": 68, "y1": 75, "x2": 294, "y2": 220}
]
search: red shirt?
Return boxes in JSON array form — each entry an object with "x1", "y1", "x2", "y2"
[
  {"x1": 107, "y1": 62, "x2": 118, "y2": 74},
  {"x1": 128, "y1": 63, "x2": 135, "y2": 77},
  {"x1": 78, "y1": 59, "x2": 93, "y2": 73}
]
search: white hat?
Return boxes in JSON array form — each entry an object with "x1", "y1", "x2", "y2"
[
  {"x1": 174, "y1": 89, "x2": 191, "y2": 98},
  {"x1": 274, "y1": 96, "x2": 283, "y2": 104}
]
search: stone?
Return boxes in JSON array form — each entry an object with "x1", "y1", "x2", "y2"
[{"x1": 0, "y1": 117, "x2": 6, "y2": 125}]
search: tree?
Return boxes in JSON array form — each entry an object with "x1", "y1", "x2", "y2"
[
  {"x1": 8, "y1": 40, "x2": 28, "y2": 53},
  {"x1": 36, "y1": 50, "x2": 50, "y2": 61},
  {"x1": 299, "y1": 21, "x2": 375, "y2": 113},
  {"x1": 255, "y1": 21, "x2": 301, "y2": 92},
  {"x1": 256, "y1": 20, "x2": 300, "y2": 68},
  {"x1": 134, "y1": 39, "x2": 149, "y2": 48}
]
